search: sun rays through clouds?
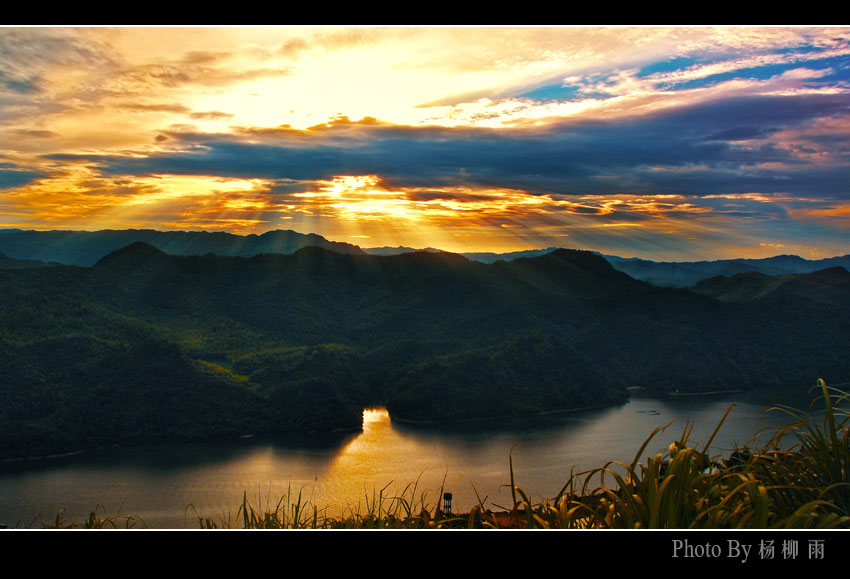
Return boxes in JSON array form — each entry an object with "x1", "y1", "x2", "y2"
[{"x1": 2, "y1": 26, "x2": 849, "y2": 259}]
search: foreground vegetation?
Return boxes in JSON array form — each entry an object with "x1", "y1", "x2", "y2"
[{"x1": 48, "y1": 380, "x2": 850, "y2": 529}]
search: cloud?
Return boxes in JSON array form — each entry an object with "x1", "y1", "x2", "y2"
[
  {"x1": 108, "y1": 102, "x2": 191, "y2": 114},
  {"x1": 697, "y1": 127, "x2": 779, "y2": 142},
  {"x1": 189, "y1": 110, "x2": 235, "y2": 121},
  {"x1": 60, "y1": 89, "x2": 846, "y2": 207},
  {"x1": 277, "y1": 38, "x2": 309, "y2": 57},
  {"x1": 0, "y1": 167, "x2": 49, "y2": 189},
  {"x1": 0, "y1": 28, "x2": 117, "y2": 96},
  {"x1": 0, "y1": 71, "x2": 39, "y2": 94},
  {"x1": 8, "y1": 129, "x2": 61, "y2": 139}
]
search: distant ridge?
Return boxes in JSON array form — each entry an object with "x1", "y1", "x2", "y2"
[
  {"x1": 363, "y1": 246, "x2": 446, "y2": 256},
  {"x1": 462, "y1": 247, "x2": 562, "y2": 264},
  {"x1": 604, "y1": 253, "x2": 850, "y2": 287},
  {"x1": 0, "y1": 228, "x2": 364, "y2": 266},
  {"x1": 372, "y1": 244, "x2": 850, "y2": 287}
]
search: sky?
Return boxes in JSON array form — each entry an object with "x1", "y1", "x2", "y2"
[{"x1": 1, "y1": 26, "x2": 849, "y2": 260}]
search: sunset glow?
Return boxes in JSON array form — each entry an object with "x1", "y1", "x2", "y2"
[{"x1": 2, "y1": 26, "x2": 849, "y2": 259}]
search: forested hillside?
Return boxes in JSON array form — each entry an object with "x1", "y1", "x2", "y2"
[{"x1": 2, "y1": 242, "x2": 849, "y2": 459}]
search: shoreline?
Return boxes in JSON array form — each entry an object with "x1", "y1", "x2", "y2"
[
  {"x1": 388, "y1": 399, "x2": 627, "y2": 426},
  {"x1": 666, "y1": 389, "x2": 746, "y2": 396},
  {"x1": 0, "y1": 387, "x2": 756, "y2": 462},
  {"x1": 627, "y1": 386, "x2": 746, "y2": 396}
]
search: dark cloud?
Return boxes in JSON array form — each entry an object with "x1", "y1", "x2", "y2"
[
  {"x1": 47, "y1": 92, "x2": 850, "y2": 202},
  {"x1": 571, "y1": 205, "x2": 607, "y2": 215},
  {"x1": 0, "y1": 168, "x2": 47, "y2": 189},
  {"x1": 400, "y1": 189, "x2": 501, "y2": 203},
  {"x1": 265, "y1": 179, "x2": 321, "y2": 196},
  {"x1": 698, "y1": 127, "x2": 779, "y2": 142},
  {"x1": 0, "y1": 73, "x2": 39, "y2": 94},
  {"x1": 696, "y1": 196, "x2": 792, "y2": 220}
]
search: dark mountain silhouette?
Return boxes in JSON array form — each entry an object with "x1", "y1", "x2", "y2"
[
  {"x1": 2, "y1": 240, "x2": 850, "y2": 459},
  {"x1": 493, "y1": 249, "x2": 643, "y2": 297},
  {"x1": 605, "y1": 253, "x2": 850, "y2": 287},
  {"x1": 0, "y1": 249, "x2": 52, "y2": 269},
  {"x1": 94, "y1": 241, "x2": 172, "y2": 268},
  {"x1": 365, "y1": 243, "x2": 850, "y2": 287},
  {"x1": 694, "y1": 266, "x2": 850, "y2": 307}
]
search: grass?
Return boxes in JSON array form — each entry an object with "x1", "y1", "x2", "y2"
[
  {"x1": 40, "y1": 379, "x2": 850, "y2": 529},
  {"x1": 520, "y1": 379, "x2": 850, "y2": 529},
  {"x1": 48, "y1": 505, "x2": 146, "y2": 529}
]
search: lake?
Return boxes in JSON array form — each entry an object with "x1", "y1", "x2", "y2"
[{"x1": 0, "y1": 387, "x2": 822, "y2": 528}]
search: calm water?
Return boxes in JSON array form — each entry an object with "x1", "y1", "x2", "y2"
[{"x1": 0, "y1": 388, "x2": 820, "y2": 528}]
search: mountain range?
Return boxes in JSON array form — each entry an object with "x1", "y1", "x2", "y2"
[
  {"x1": 2, "y1": 228, "x2": 849, "y2": 459},
  {"x1": 2, "y1": 228, "x2": 847, "y2": 287}
]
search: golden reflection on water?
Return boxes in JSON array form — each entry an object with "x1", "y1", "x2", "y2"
[
  {"x1": 318, "y1": 407, "x2": 466, "y2": 516},
  {"x1": 329, "y1": 409, "x2": 403, "y2": 479},
  {"x1": 329, "y1": 408, "x2": 393, "y2": 474},
  {"x1": 362, "y1": 407, "x2": 390, "y2": 425}
]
